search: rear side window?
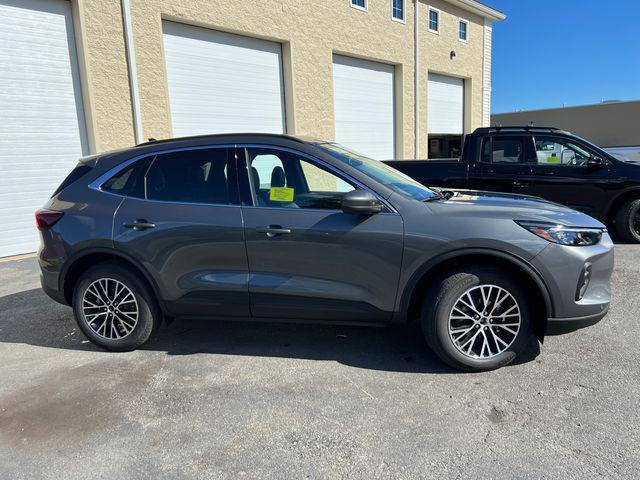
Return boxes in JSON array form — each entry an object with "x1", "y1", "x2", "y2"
[
  {"x1": 52, "y1": 164, "x2": 93, "y2": 196},
  {"x1": 103, "y1": 148, "x2": 232, "y2": 205},
  {"x1": 146, "y1": 149, "x2": 230, "y2": 204},
  {"x1": 482, "y1": 136, "x2": 526, "y2": 164}
]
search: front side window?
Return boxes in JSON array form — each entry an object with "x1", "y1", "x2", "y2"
[
  {"x1": 482, "y1": 137, "x2": 526, "y2": 164},
  {"x1": 428, "y1": 8, "x2": 439, "y2": 33},
  {"x1": 459, "y1": 19, "x2": 468, "y2": 41},
  {"x1": 247, "y1": 147, "x2": 355, "y2": 210},
  {"x1": 351, "y1": 0, "x2": 367, "y2": 10},
  {"x1": 534, "y1": 136, "x2": 594, "y2": 166},
  {"x1": 103, "y1": 148, "x2": 232, "y2": 204},
  {"x1": 392, "y1": 0, "x2": 405, "y2": 21},
  {"x1": 316, "y1": 142, "x2": 439, "y2": 201}
]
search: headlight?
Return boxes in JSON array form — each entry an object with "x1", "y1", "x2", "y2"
[{"x1": 516, "y1": 221, "x2": 603, "y2": 246}]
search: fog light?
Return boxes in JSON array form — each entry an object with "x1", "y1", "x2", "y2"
[{"x1": 575, "y1": 263, "x2": 593, "y2": 301}]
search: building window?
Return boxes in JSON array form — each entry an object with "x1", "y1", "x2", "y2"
[
  {"x1": 459, "y1": 18, "x2": 469, "y2": 42},
  {"x1": 392, "y1": 0, "x2": 405, "y2": 22},
  {"x1": 428, "y1": 7, "x2": 440, "y2": 34},
  {"x1": 350, "y1": 0, "x2": 367, "y2": 12}
]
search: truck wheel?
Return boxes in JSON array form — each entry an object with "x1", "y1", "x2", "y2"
[
  {"x1": 421, "y1": 267, "x2": 533, "y2": 372},
  {"x1": 615, "y1": 198, "x2": 640, "y2": 243},
  {"x1": 72, "y1": 262, "x2": 160, "y2": 351}
]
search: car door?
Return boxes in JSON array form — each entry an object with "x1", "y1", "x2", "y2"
[
  {"x1": 469, "y1": 135, "x2": 534, "y2": 194},
  {"x1": 528, "y1": 135, "x2": 612, "y2": 217},
  {"x1": 238, "y1": 145, "x2": 404, "y2": 322},
  {"x1": 110, "y1": 146, "x2": 250, "y2": 317}
]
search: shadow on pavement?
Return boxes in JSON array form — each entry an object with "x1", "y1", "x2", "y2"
[{"x1": 0, "y1": 288, "x2": 541, "y2": 374}]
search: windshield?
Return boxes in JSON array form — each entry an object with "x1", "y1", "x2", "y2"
[{"x1": 315, "y1": 142, "x2": 439, "y2": 201}]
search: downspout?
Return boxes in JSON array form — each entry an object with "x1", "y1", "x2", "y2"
[
  {"x1": 121, "y1": 0, "x2": 143, "y2": 144},
  {"x1": 414, "y1": 0, "x2": 420, "y2": 158}
]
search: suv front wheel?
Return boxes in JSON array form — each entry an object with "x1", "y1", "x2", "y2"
[
  {"x1": 72, "y1": 262, "x2": 160, "y2": 351},
  {"x1": 422, "y1": 267, "x2": 533, "y2": 371}
]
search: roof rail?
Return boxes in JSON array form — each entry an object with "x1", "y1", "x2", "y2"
[
  {"x1": 135, "y1": 132, "x2": 306, "y2": 147},
  {"x1": 476, "y1": 126, "x2": 563, "y2": 133}
]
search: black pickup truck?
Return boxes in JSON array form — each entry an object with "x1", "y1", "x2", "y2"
[{"x1": 386, "y1": 126, "x2": 640, "y2": 243}]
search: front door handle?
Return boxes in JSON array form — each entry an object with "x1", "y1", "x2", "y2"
[
  {"x1": 513, "y1": 181, "x2": 530, "y2": 188},
  {"x1": 256, "y1": 225, "x2": 292, "y2": 237},
  {"x1": 123, "y1": 219, "x2": 156, "y2": 231}
]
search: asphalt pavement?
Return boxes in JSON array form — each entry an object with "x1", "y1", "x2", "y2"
[{"x1": 0, "y1": 247, "x2": 639, "y2": 479}]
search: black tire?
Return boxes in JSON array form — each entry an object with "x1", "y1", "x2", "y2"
[
  {"x1": 615, "y1": 198, "x2": 640, "y2": 243},
  {"x1": 72, "y1": 261, "x2": 160, "y2": 351},
  {"x1": 421, "y1": 267, "x2": 533, "y2": 372}
]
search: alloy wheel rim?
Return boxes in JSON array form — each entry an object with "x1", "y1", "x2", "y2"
[
  {"x1": 633, "y1": 210, "x2": 640, "y2": 236},
  {"x1": 81, "y1": 278, "x2": 139, "y2": 340},
  {"x1": 448, "y1": 284, "x2": 521, "y2": 359}
]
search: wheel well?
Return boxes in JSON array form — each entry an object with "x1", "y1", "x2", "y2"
[
  {"x1": 405, "y1": 254, "x2": 548, "y2": 339},
  {"x1": 606, "y1": 190, "x2": 640, "y2": 224},
  {"x1": 62, "y1": 252, "x2": 158, "y2": 307}
]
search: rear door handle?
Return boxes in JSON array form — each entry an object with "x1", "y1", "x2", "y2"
[
  {"x1": 123, "y1": 219, "x2": 156, "y2": 231},
  {"x1": 513, "y1": 181, "x2": 530, "y2": 188},
  {"x1": 256, "y1": 225, "x2": 292, "y2": 237}
]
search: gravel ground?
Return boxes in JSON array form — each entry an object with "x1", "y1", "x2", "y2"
[{"x1": 0, "y1": 246, "x2": 638, "y2": 479}]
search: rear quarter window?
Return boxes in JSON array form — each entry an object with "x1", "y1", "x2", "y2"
[
  {"x1": 52, "y1": 164, "x2": 94, "y2": 197},
  {"x1": 102, "y1": 157, "x2": 151, "y2": 198}
]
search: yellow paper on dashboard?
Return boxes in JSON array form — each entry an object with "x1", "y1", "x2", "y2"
[{"x1": 270, "y1": 187, "x2": 295, "y2": 202}]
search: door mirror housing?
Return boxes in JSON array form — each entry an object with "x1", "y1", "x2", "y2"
[
  {"x1": 587, "y1": 156, "x2": 606, "y2": 169},
  {"x1": 341, "y1": 190, "x2": 384, "y2": 215}
]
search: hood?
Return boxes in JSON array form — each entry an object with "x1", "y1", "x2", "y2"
[{"x1": 430, "y1": 189, "x2": 605, "y2": 228}]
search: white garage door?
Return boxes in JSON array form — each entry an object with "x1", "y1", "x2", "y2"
[
  {"x1": 162, "y1": 21, "x2": 286, "y2": 137},
  {"x1": 0, "y1": 0, "x2": 87, "y2": 258},
  {"x1": 428, "y1": 73, "x2": 464, "y2": 135},
  {"x1": 332, "y1": 55, "x2": 395, "y2": 160}
]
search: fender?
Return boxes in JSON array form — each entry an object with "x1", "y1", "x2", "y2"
[
  {"x1": 397, "y1": 247, "x2": 555, "y2": 319},
  {"x1": 605, "y1": 186, "x2": 640, "y2": 216},
  {"x1": 59, "y1": 247, "x2": 167, "y2": 314}
]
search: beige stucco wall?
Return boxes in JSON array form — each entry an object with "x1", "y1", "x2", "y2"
[{"x1": 74, "y1": 0, "x2": 494, "y2": 159}]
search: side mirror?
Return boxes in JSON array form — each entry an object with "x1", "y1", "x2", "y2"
[
  {"x1": 341, "y1": 189, "x2": 384, "y2": 215},
  {"x1": 587, "y1": 156, "x2": 606, "y2": 169}
]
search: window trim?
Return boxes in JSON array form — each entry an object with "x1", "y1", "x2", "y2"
[
  {"x1": 391, "y1": 0, "x2": 406, "y2": 24},
  {"x1": 89, "y1": 144, "x2": 240, "y2": 207},
  {"x1": 428, "y1": 6, "x2": 440, "y2": 34},
  {"x1": 237, "y1": 144, "x2": 397, "y2": 214},
  {"x1": 350, "y1": 0, "x2": 368, "y2": 13},
  {"x1": 458, "y1": 18, "x2": 469, "y2": 43}
]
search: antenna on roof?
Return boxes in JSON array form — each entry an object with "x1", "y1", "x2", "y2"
[{"x1": 147, "y1": 137, "x2": 157, "y2": 142}]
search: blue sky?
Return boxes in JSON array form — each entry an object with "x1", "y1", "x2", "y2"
[{"x1": 488, "y1": 0, "x2": 640, "y2": 113}]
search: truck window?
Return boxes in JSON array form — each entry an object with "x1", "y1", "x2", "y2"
[
  {"x1": 533, "y1": 136, "x2": 593, "y2": 166},
  {"x1": 482, "y1": 136, "x2": 527, "y2": 164}
]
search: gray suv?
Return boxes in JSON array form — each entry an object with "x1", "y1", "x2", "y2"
[{"x1": 37, "y1": 134, "x2": 614, "y2": 371}]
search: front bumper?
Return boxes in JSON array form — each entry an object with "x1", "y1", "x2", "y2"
[
  {"x1": 546, "y1": 305, "x2": 609, "y2": 335},
  {"x1": 531, "y1": 232, "x2": 614, "y2": 335}
]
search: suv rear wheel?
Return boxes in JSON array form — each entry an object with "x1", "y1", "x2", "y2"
[
  {"x1": 615, "y1": 198, "x2": 640, "y2": 243},
  {"x1": 72, "y1": 262, "x2": 160, "y2": 351},
  {"x1": 421, "y1": 267, "x2": 533, "y2": 372}
]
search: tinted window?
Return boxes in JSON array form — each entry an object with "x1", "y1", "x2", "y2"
[
  {"x1": 102, "y1": 157, "x2": 151, "y2": 198},
  {"x1": 146, "y1": 149, "x2": 230, "y2": 204},
  {"x1": 482, "y1": 137, "x2": 526, "y2": 163},
  {"x1": 247, "y1": 147, "x2": 355, "y2": 210},
  {"x1": 53, "y1": 164, "x2": 93, "y2": 196}
]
